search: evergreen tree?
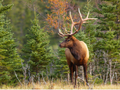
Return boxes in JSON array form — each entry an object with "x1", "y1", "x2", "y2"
[
  {"x1": 104, "y1": 0, "x2": 120, "y2": 39},
  {"x1": 94, "y1": 0, "x2": 120, "y2": 84},
  {"x1": 0, "y1": 1, "x2": 22, "y2": 85},
  {"x1": 22, "y1": 13, "x2": 52, "y2": 77},
  {"x1": 80, "y1": 0, "x2": 97, "y2": 75},
  {"x1": 54, "y1": 46, "x2": 69, "y2": 78}
]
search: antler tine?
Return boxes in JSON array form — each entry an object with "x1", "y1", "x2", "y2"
[
  {"x1": 58, "y1": 28, "x2": 71, "y2": 37},
  {"x1": 65, "y1": 28, "x2": 69, "y2": 34},
  {"x1": 69, "y1": 11, "x2": 80, "y2": 34},
  {"x1": 86, "y1": 11, "x2": 89, "y2": 19},
  {"x1": 84, "y1": 11, "x2": 97, "y2": 21},
  {"x1": 58, "y1": 29, "x2": 64, "y2": 37},
  {"x1": 59, "y1": 29, "x2": 63, "y2": 34},
  {"x1": 69, "y1": 11, "x2": 75, "y2": 34},
  {"x1": 78, "y1": 8, "x2": 83, "y2": 21},
  {"x1": 58, "y1": 33, "x2": 64, "y2": 37},
  {"x1": 69, "y1": 11, "x2": 73, "y2": 23},
  {"x1": 70, "y1": 8, "x2": 83, "y2": 36}
]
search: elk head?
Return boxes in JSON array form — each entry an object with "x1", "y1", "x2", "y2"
[
  {"x1": 59, "y1": 35, "x2": 75, "y2": 48},
  {"x1": 58, "y1": 8, "x2": 97, "y2": 48}
]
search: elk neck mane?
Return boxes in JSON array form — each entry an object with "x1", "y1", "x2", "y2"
[{"x1": 68, "y1": 36, "x2": 89, "y2": 61}]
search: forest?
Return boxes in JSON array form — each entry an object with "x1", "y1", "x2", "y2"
[{"x1": 0, "y1": 0, "x2": 120, "y2": 89}]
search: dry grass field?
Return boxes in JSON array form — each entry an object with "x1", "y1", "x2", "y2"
[{"x1": 1, "y1": 80, "x2": 120, "y2": 89}]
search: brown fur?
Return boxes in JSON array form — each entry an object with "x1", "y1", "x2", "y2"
[{"x1": 59, "y1": 35, "x2": 89, "y2": 87}]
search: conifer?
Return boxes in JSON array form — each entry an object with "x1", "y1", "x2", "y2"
[
  {"x1": 0, "y1": 1, "x2": 22, "y2": 85},
  {"x1": 22, "y1": 13, "x2": 52, "y2": 76}
]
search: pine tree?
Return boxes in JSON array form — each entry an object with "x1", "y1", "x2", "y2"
[
  {"x1": 0, "y1": 1, "x2": 22, "y2": 85},
  {"x1": 81, "y1": 0, "x2": 97, "y2": 76},
  {"x1": 22, "y1": 13, "x2": 52, "y2": 78},
  {"x1": 54, "y1": 46, "x2": 69, "y2": 79},
  {"x1": 94, "y1": 0, "x2": 120, "y2": 84}
]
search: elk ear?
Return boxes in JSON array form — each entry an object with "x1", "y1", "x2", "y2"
[
  {"x1": 65, "y1": 35, "x2": 72, "y2": 39},
  {"x1": 71, "y1": 49, "x2": 81, "y2": 60}
]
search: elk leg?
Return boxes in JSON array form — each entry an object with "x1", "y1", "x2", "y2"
[
  {"x1": 74, "y1": 65, "x2": 78, "y2": 88},
  {"x1": 83, "y1": 64, "x2": 89, "y2": 86},
  {"x1": 69, "y1": 63, "x2": 74, "y2": 83}
]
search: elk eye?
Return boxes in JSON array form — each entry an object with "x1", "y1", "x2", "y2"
[{"x1": 67, "y1": 39, "x2": 70, "y2": 42}]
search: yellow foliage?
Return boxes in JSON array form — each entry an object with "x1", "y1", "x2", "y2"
[{"x1": 46, "y1": 0, "x2": 68, "y2": 29}]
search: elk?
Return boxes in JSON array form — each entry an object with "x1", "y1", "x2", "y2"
[{"x1": 58, "y1": 8, "x2": 96, "y2": 87}]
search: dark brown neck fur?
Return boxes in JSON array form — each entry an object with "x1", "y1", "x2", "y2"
[{"x1": 68, "y1": 36, "x2": 81, "y2": 60}]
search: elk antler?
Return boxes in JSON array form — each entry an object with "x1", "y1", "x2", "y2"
[{"x1": 58, "y1": 8, "x2": 97, "y2": 37}]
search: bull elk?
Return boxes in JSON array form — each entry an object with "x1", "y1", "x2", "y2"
[{"x1": 58, "y1": 8, "x2": 96, "y2": 87}]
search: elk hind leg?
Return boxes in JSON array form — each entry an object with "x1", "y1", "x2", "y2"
[{"x1": 83, "y1": 64, "x2": 89, "y2": 86}]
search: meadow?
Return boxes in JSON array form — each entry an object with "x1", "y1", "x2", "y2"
[{"x1": 1, "y1": 79, "x2": 120, "y2": 89}]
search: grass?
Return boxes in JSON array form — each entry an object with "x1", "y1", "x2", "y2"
[{"x1": 1, "y1": 79, "x2": 120, "y2": 89}]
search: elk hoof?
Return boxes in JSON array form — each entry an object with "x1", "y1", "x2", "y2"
[
  {"x1": 87, "y1": 83, "x2": 89, "y2": 86},
  {"x1": 87, "y1": 83, "x2": 90, "y2": 89},
  {"x1": 71, "y1": 81, "x2": 74, "y2": 85},
  {"x1": 74, "y1": 85, "x2": 77, "y2": 88}
]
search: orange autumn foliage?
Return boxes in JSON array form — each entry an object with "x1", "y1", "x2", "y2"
[{"x1": 46, "y1": 0, "x2": 70, "y2": 30}]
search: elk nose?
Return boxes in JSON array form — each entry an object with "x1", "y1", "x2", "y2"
[{"x1": 59, "y1": 44, "x2": 61, "y2": 47}]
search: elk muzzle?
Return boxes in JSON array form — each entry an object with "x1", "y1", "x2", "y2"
[
  {"x1": 59, "y1": 41, "x2": 66, "y2": 48},
  {"x1": 59, "y1": 43, "x2": 64, "y2": 48},
  {"x1": 59, "y1": 44, "x2": 62, "y2": 48}
]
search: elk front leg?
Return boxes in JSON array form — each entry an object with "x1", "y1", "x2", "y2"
[
  {"x1": 69, "y1": 64, "x2": 74, "y2": 83},
  {"x1": 74, "y1": 65, "x2": 78, "y2": 88}
]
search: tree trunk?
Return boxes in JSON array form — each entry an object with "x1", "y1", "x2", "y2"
[{"x1": 109, "y1": 59, "x2": 112, "y2": 85}]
